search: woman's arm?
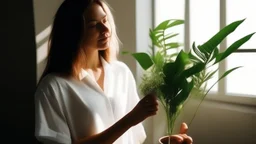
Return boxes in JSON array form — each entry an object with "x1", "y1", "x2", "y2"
[
  {"x1": 75, "y1": 93, "x2": 158, "y2": 144},
  {"x1": 75, "y1": 112, "x2": 131, "y2": 144}
]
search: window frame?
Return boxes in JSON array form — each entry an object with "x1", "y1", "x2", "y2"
[{"x1": 153, "y1": 0, "x2": 256, "y2": 106}]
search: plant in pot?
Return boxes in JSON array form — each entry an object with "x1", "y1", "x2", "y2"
[{"x1": 125, "y1": 19, "x2": 254, "y2": 144}]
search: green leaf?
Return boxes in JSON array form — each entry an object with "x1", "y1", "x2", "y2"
[
  {"x1": 169, "y1": 53, "x2": 179, "y2": 59},
  {"x1": 121, "y1": 51, "x2": 130, "y2": 55},
  {"x1": 150, "y1": 29, "x2": 161, "y2": 47},
  {"x1": 165, "y1": 42, "x2": 180, "y2": 49},
  {"x1": 214, "y1": 32, "x2": 255, "y2": 64},
  {"x1": 218, "y1": 67, "x2": 241, "y2": 83},
  {"x1": 162, "y1": 51, "x2": 190, "y2": 92},
  {"x1": 160, "y1": 84, "x2": 175, "y2": 100},
  {"x1": 154, "y1": 19, "x2": 184, "y2": 31},
  {"x1": 172, "y1": 79, "x2": 194, "y2": 107},
  {"x1": 152, "y1": 51, "x2": 165, "y2": 70},
  {"x1": 155, "y1": 33, "x2": 164, "y2": 40},
  {"x1": 132, "y1": 52, "x2": 154, "y2": 70},
  {"x1": 208, "y1": 47, "x2": 219, "y2": 63},
  {"x1": 174, "y1": 50, "x2": 190, "y2": 73},
  {"x1": 166, "y1": 20, "x2": 185, "y2": 29},
  {"x1": 188, "y1": 50, "x2": 203, "y2": 63},
  {"x1": 205, "y1": 66, "x2": 242, "y2": 97},
  {"x1": 163, "y1": 62, "x2": 176, "y2": 84},
  {"x1": 192, "y1": 42, "x2": 206, "y2": 62},
  {"x1": 159, "y1": 33, "x2": 179, "y2": 43},
  {"x1": 187, "y1": 66, "x2": 241, "y2": 129},
  {"x1": 204, "y1": 69, "x2": 218, "y2": 82},
  {"x1": 183, "y1": 62, "x2": 205, "y2": 78},
  {"x1": 199, "y1": 19, "x2": 245, "y2": 56},
  {"x1": 154, "y1": 20, "x2": 170, "y2": 31}
]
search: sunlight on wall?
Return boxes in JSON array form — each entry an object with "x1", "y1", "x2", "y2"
[
  {"x1": 36, "y1": 25, "x2": 52, "y2": 44},
  {"x1": 36, "y1": 25, "x2": 52, "y2": 82},
  {"x1": 37, "y1": 42, "x2": 48, "y2": 64}
]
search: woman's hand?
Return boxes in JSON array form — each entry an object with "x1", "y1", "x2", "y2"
[
  {"x1": 126, "y1": 92, "x2": 158, "y2": 126},
  {"x1": 161, "y1": 123, "x2": 193, "y2": 144},
  {"x1": 74, "y1": 93, "x2": 158, "y2": 144}
]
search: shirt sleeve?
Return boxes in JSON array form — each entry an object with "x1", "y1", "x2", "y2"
[
  {"x1": 126, "y1": 67, "x2": 147, "y2": 144},
  {"x1": 35, "y1": 86, "x2": 71, "y2": 144}
]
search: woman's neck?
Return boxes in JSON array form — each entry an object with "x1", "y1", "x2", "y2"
[
  {"x1": 84, "y1": 50, "x2": 102, "y2": 70},
  {"x1": 84, "y1": 50, "x2": 105, "y2": 90}
]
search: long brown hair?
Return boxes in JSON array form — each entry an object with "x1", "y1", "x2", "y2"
[{"x1": 39, "y1": 0, "x2": 120, "y2": 83}]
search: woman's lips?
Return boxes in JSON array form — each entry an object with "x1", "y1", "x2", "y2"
[
  {"x1": 98, "y1": 33, "x2": 110, "y2": 40},
  {"x1": 98, "y1": 37, "x2": 109, "y2": 42},
  {"x1": 98, "y1": 34, "x2": 110, "y2": 42}
]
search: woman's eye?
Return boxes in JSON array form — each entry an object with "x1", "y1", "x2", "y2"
[
  {"x1": 89, "y1": 25, "x2": 96, "y2": 28},
  {"x1": 88, "y1": 23, "x2": 97, "y2": 28}
]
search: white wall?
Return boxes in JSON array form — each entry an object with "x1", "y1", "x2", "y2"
[
  {"x1": 184, "y1": 100, "x2": 256, "y2": 144},
  {"x1": 153, "y1": 97, "x2": 256, "y2": 144}
]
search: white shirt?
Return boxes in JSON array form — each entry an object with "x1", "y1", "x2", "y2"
[{"x1": 34, "y1": 58, "x2": 146, "y2": 144}]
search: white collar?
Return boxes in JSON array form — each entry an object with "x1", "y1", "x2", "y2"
[{"x1": 79, "y1": 57, "x2": 109, "y2": 80}]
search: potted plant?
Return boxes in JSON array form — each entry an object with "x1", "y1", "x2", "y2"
[{"x1": 125, "y1": 18, "x2": 254, "y2": 144}]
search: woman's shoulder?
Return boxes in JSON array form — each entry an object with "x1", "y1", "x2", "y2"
[
  {"x1": 37, "y1": 73, "x2": 64, "y2": 86},
  {"x1": 35, "y1": 73, "x2": 70, "y2": 95}
]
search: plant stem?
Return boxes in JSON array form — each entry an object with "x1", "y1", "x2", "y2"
[
  {"x1": 188, "y1": 82, "x2": 210, "y2": 127},
  {"x1": 166, "y1": 106, "x2": 171, "y2": 135},
  {"x1": 163, "y1": 30, "x2": 167, "y2": 56}
]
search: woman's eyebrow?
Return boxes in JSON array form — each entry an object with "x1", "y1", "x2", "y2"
[{"x1": 87, "y1": 15, "x2": 107, "y2": 23}]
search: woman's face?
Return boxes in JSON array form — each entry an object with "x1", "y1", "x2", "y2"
[{"x1": 82, "y1": 3, "x2": 111, "y2": 51}]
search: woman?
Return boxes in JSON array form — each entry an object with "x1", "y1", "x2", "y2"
[{"x1": 34, "y1": 0, "x2": 193, "y2": 143}]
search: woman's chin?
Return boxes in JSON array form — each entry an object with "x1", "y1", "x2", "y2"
[
  {"x1": 98, "y1": 47, "x2": 109, "y2": 51},
  {"x1": 97, "y1": 41, "x2": 110, "y2": 50}
]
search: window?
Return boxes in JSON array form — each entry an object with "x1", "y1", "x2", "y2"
[
  {"x1": 225, "y1": 0, "x2": 256, "y2": 97},
  {"x1": 154, "y1": 0, "x2": 256, "y2": 105}
]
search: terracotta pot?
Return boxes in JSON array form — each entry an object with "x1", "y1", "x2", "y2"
[{"x1": 159, "y1": 136, "x2": 172, "y2": 144}]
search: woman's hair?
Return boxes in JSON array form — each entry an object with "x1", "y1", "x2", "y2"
[{"x1": 39, "y1": 0, "x2": 121, "y2": 82}]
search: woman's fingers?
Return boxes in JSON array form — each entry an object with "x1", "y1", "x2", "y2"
[
  {"x1": 142, "y1": 93, "x2": 158, "y2": 110},
  {"x1": 146, "y1": 102, "x2": 158, "y2": 115},
  {"x1": 144, "y1": 100, "x2": 158, "y2": 106},
  {"x1": 144, "y1": 97, "x2": 158, "y2": 116},
  {"x1": 144, "y1": 92, "x2": 157, "y2": 99},
  {"x1": 178, "y1": 134, "x2": 193, "y2": 144},
  {"x1": 179, "y1": 123, "x2": 193, "y2": 143},
  {"x1": 183, "y1": 135, "x2": 193, "y2": 144},
  {"x1": 135, "y1": 92, "x2": 159, "y2": 118},
  {"x1": 146, "y1": 101, "x2": 158, "y2": 112},
  {"x1": 169, "y1": 135, "x2": 184, "y2": 142},
  {"x1": 179, "y1": 122, "x2": 188, "y2": 134},
  {"x1": 143, "y1": 93, "x2": 158, "y2": 104},
  {"x1": 169, "y1": 134, "x2": 193, "y2": 144},
  {"x1": 148, "y1": 111, "x2": 157, "y2": 116}
]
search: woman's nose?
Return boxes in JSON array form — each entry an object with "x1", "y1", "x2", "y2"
[{"x1": 99, "y1": 23, "x2": 109, "y2": 34}]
